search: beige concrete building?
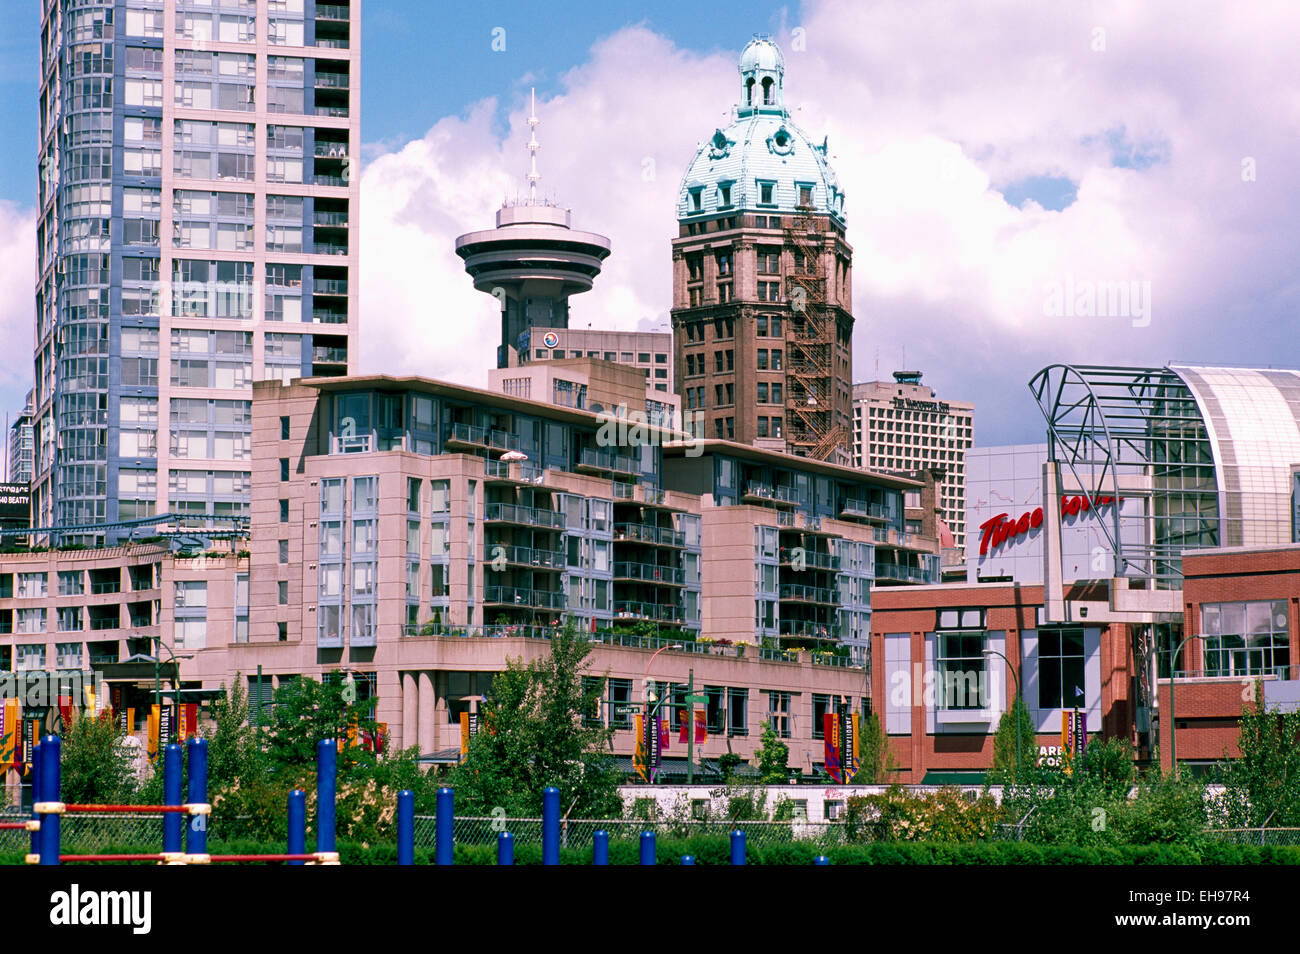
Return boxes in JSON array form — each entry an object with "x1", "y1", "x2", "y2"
[
  {"x1": 516, "y1": 327, "x2": 674, "y2": 395},
  {"x1": 489, "y1": 356, "x2": 680, "y2": 429},
  {"x1": 852, "y1": 372, "x2": 974, "y2": 552}
]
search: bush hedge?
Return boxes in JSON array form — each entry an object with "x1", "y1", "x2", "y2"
[{"x1": 6, "y1": 839, "x2": 1300, "y2": 865}]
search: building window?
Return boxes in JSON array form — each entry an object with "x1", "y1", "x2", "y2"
[
  {"x1": 1039, "y1": 629, "x2": 1086, "y2": 709},
  {"x1": 278, "y1": 539, "x2": 290, "y2": 564},
  {"x1": 279, "y1": 499, "x2": 289, "y2": 522},
  {"x1": 727, "y1": 687, "x2": 748, "y2": 736},
  {"x1": 609, "y1": 678, "x2": 632, "y2": 729},
  {"x1": 279, "y1": 457, "x2": 290, "y2": 481},
  {"x1": 768, "y1": 691, "x2": 791, "y2": 738},
  {"x1": 758, "y1": 181, "x2": 775, "y2": 205},
  {"x1": 936, "y1": 631, "x2": 986, "y2": 710},
  {"x1": 281, "y1": 416, "x2": 291, "y2": 440},
  {"x1": 278, "y1": 581, "x2": 289, "y2": 605},
  {"x1": 1201, "y1": 601, "x2": 1290, "y2": 677}
]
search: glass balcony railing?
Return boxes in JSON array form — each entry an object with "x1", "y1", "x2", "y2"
[
  {"x1": 313, "y1": 142, "x2": 349, "y2": 159},
  {"x1": 744, "y1": 481, "x2": 799, "y2": 505},
  {"x1": 312, "y1": 346, "x2": 348, "y2": 363},
  {"x1": 841, "y1": 498, "x2": 888, "y2": 521},
  {"x1": 313, "y1": 278, "x2": 348, "y2": 295},
  {"x1": 314, "y1": 72, "x2": 350, "y2": 89},
  {"x1": 446, "y1": 423, "x2": 520, "y2": 453},
  {"x1": 483, "y1": 586, "x2": 565, "y2": 610},
  {"x1": 874, "y1": 563, "x2": 934, "y2": 583},
  {"x1": 490, "y1": 545, "x2": 565, "y2": 569},
  {"x1": 613, "y1": 600, "x2": 685, "y2": 624},
  {"x1": 316, "y1": 4, "x2": 351, "y2": 20},
  {"x1": 483, "y1": 502, "x2": 565, "y2": 529},
  {"x1": 484, "y1": 458, "x2": 542, "y2": 482},
  {"x1": 313, "y1": 211, "x2": 349, "y2": 227},
  {"x1": 578, "y1": 447, "x2": 638, "y2": 474},
  {"x1": 778, "y1": 583, "x2": 839, "y2": 604},
  {"x1": 613, "y1": 522, "x2": 685, "y2": 547},
  {"x1": 612, "y1": 562, "x2": 684, "y2": 585},
  {"x1": 778, "y1": 547, "x2": 839, "y2": 570}
]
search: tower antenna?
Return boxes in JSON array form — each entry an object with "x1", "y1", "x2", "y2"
[{"x1": 526, "y1": 88, "x2": 541, "y2": 204}]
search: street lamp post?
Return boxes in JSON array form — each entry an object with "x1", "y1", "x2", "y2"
[
  {"x1": 641, "y1": 643, "x2": 684, "y2": 784},
  {"x1": 152, "y1": 637, "x2": 193, "y2": 744},
  {"x1": 983, "y1": 648, "x2": 1024, "y2": 780},
  {"x1": 1166, "y1": 634, "x2": 1196, "y2": 778}
]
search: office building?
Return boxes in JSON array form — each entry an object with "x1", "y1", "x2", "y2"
[
  {"x1": 7, "y1": 392, "x2": 35, "y2": 486},
  {"x1": 32, "y1": 0, "x2": 361, "y2": 542},
  {"x1": 515, "y1": 326, "x2": 674, "y2": 394}
]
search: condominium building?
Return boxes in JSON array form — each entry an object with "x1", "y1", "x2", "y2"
[
  {"x1": 7, "y1": 392, "x2": 35, "y2": 486},
  {"x1": 489, "y1": 356, "x2": 680, "y2": 429},
  {"x1": 852, "y1": 372, "x2": 974, "y2": 552},
  {"x1": 32, "y1": 0, "x2": 361, "y2": 542},
  {"x1": 671, "y1": 36, "x2": 854, "y2": 463}
]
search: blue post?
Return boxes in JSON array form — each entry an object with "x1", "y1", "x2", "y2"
[
  {"x1": 396, "y1": 790, "x2": 414, "y2": 866},
  {"x1": 541, "y1": 786, "x2": 560, "y2": 866},
  {"x1": 163, "y1": 743, "x2": 183, "y2": 854},
  {"x1": 592, "y1": 829, "x2": 609, "y2": 865},
  {"x1": 813, "y1": 855, "x2": 830, "y2": 865},
  {"x1": 639, "y1": 831, "x2": 656, "y2": 865},
  {"x1": 316, "y1": 739, "x2": 336, "y2": 855},
  {"x1": 681, "y1": 855, "x2": 695, "y2": 865},
  {"x1": 38, "y1": 735, "x2": 60, "y2": 866},
  {"x1": 435, "y1": 787, "x2": 454, "y2": 865},
  {"x1": 730, "y1": 829, "x2": 746, "y2": 865},
  {"x1": 186, "y1": 737, "x2": 207, "y2": 857},
  {"x1": 497, "y1": 831, "x2": 514, "y2": 865},
  {"x1": 29, "y1": 743, "x2": 41, "y2": 859},
  {"x1": 287, "y1": 789, "x2": 306, "y2": 865}
]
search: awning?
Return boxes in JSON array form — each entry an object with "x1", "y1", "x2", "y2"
[{"x1": 920, "y1": 770, "x2": 987, "y2": 785}]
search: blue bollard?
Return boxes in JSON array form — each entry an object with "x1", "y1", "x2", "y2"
[
  {"x1": 681, "y1": 855, "x2": 696, "y2": 865},
  {"x1": 163, "y1": 743, "x2": 183, "y2": 854},
  {"x1": 813, "y1": 855, "x2": 830, "y2": 865},
  {"x1": 287, "y1": 789, "x2": 306, "y2": 865},
  {"x1": 730, "y1": 829, "x2": 746, "y2": 865},
  {"x1": 541, "y1": 786, "x2": 560, "y2": 866},
  {"x1": 435, "y1": 788, "x2": 454, "y2": 865},
  {"x1": 592, "y1": 829, "x2": 609, "y2": 865},
  {"x1": 29, "y1": 743, "x2": 41, "y2": 859},
  {"x1": 396, "y1": 790, "x2": 415, "y2": 866},
  {"x1": 186, "y1": 737, "x2": 207, "y2": 857},
  {"x1": 38, "y1": 736, "x2": 59, "y2": 866},
  {"x1": 315, "y1": 739, "x2": 336, "y2": 855},
  {"x1": 639, "y1": 830, "x2": 656, "y2": 865},
  {"x1": 498, "y1": 831, "x2": 515, "y2": 865}
]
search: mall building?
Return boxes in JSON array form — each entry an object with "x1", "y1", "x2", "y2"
[{"x1": 873, "y1": 363, "x2": 1300, "y2": 781}]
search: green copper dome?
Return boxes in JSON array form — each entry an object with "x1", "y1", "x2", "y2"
[{"x1": 678, "y1": 35, "x2": 845, "y2": 225}]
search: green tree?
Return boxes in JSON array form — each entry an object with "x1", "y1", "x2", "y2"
[
  {"x1": 60, "y1": 715, "x2": 138, "y2": 805},
  {"x1": 988, "y1": 697, "x2": 1037, "y2": 783},
  {"x1": 850, "y1": 712, "x2": 897, "y2": 784},
  {"x1": 263, "y1": 674, "x2": 377, "y2": 770},
  {"x1": 755, "y1": 724, "x2": 790, "y2": 783},
  {"x1": 1219, "y1": 691, "x2": 1300, "y2": 827},
  {"x1": 205, "y1": 675, "x2": 264, "y2": 788},
  {"x1": 446, "y1": 620, "x2": 622, "y2": 817}
]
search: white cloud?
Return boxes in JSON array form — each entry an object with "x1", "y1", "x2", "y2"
[
  {"x1": 359, "y1": 1, "x2": 1300, "y2": 442},
  {"x1": 0, "y1": 201, "x2": 36, "y2": 419}
]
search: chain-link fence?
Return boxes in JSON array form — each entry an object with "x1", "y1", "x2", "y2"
[
  {"x1": 0, "y1": 812, "x2": 257, "y2": 856},
  {"x1": 414, "y1": 816, "x2": 850, "y2": 852},
  {"x1": 1203, "y1": 827, "x2": 1300, "y2": 846}
]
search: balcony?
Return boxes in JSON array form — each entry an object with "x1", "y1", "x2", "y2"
[
  {"x1": 484, "y1": 458, "x2": 543, "y2": 484},
  {"x1": 313, "y1": 278, "x2": 348, "y2": 295},
  {"x1": 316, "y1": 4, "x2": 351, "y2": 21},
  {"x1": 613, "y1": 522, "x2": 685, "y2": 548},
  {"x1": 490, "y1": 545, "x2": 565, "y2": 570},
  {"x1": 483, "y1": 586, "x2": 565, "y2": 610},
  {"x1": 840, "y1": 498, "x2": 889, "y2": 523},
  {"x1": 875, "y1": 562, "x2": 934, "y2": 584},
  {"x1": 445, "y1": 422, "x2": 520, "y2": 454},
  {"x1": 778, "y1": 547, "x2": 839, "y2": 571},
  {"x1": 313, "y1": 105, "x2": 350, "y2": 118},
  {"x1": 312, "y1": 346, "x2": 348, "y2": 364},
  {"x1": 483, "y1": 502, "x2": 565, "y2": 530},
  {"x1": 331, "y1": 433, "x2": 373, "y2": 454},
  {"x1": 313, "y1": 142, "x2": 349, "y2": 159},
  {"x1": 613, "y1": 600, "x2": 685, "y2": 624},
  {"x1": 313, "y1": 241, "x2": 349, "y2": 255},
  {"x1": 611, "y1": 482, "x2": 666, "y2": 505},
  {"x1": 576, "y1": 447, "x2": 638, "y2": 477},
  {"x1": 313, "y1": 211, "x2": 349, "y2": 227},
  {"x1": 314, "y1": 72, "x2": 350, "y2": 90},
  {"x1": 312, "y1": 308, "x2": 347, "y2": 324},
  {"x1": 778, "y1": 583, "x2": 839, "y2": 605},
  {"x1": 313, "y1": 173, "x2": 349, "y2": 188},
  {"x1": 612, "y1": 562, "x2": 685, "y2": 585},
  {"x1": 743, "y1": 482, "x2": 799, "y2": 508}
]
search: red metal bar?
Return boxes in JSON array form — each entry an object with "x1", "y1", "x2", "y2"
[
  {"x1": 206, "y1": 854, "x2": 320, "y2": 863},
  {"x1": 0, "y1": 822, "x2": 31, "y2": 830},
  {"x1": 64, "y1": 804, "x2": 191, "y2": 814},
  {"x1": 60, "y1": 855, "x2": 166, "y2": 863}
]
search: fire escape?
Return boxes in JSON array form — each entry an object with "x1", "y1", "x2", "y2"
[{"x1": 784, "y1": 212, "x2": 845, "y2": 461}]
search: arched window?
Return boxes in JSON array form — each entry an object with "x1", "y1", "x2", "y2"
[
  {"x1": 761, "y1": 77, "x2": 774, "y2": 105},
  {"x1": 746, "y1": 77, "x2": 755, "y2": 105}
]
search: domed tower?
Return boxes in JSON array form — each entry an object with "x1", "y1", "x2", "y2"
[
  {"x1": 672, "y1": 35, "x2": 854, "y2": 463},
  {"x1": 456, "y1": 91, "x2": 612, "y2": 368}
]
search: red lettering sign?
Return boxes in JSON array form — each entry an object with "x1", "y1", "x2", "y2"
[{"x1": 978, "y1": 495, "x2": 1122, "y2": 556}]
